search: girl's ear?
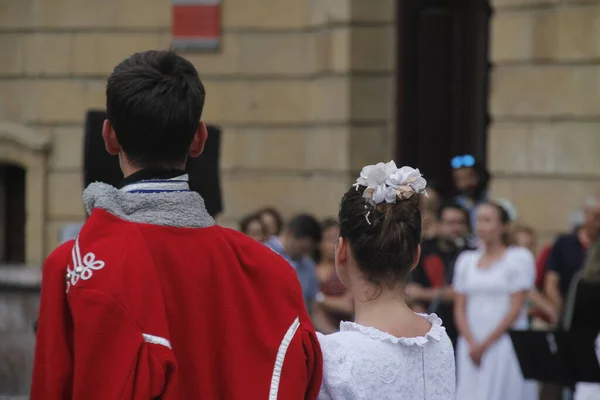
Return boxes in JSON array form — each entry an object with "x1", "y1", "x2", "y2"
[
  {"x1": 409, "y1": 244, "x2": 421, "y2": 272},
  {"x1": 335, "y1": 236, "x2": 347, "y2": 267}
]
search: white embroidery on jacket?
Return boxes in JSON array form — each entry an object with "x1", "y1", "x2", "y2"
[
  {"x1": 65, "y1": 237, "x2": 105, "y2": 293},
  {"x1": 142, "y1": 333, "x2": 172, "y2": 349},
  {"x1": 269, "y1": 316, "x2": 300, "y2": 400}
]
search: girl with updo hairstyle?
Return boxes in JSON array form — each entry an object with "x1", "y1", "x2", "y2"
[
  {"x1": 453, "y1": 201, "x2": 537, "y2": 400},
  {"x1": 317, "y1": 161, "x2": 455, "y2": 400}
]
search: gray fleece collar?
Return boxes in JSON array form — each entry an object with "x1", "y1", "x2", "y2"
[{"x1": 83, "y1": 182, "x2": 215, "y2": 228}]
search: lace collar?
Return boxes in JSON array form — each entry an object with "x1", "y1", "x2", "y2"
[{"x1": 339, "y1": 313, "x2": 445, "y2": 347}]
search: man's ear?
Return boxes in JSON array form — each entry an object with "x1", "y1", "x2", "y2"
[
  {"x1": 102, "y1": 119, "x2": 121, "y2": 155},
  {"x1": 188, "y1": 122, "x2": 208, "y2": 158},
  {"x1": 409, "y1": 244, "x2": 422, "y2": 272}
]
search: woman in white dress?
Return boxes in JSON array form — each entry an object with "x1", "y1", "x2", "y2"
[
  {"x1": 453, "y1": 201, "x2": 537, "y2": 400},
  {"x1": 317, "y1": 161, "x2": 456, "y2": 400}
]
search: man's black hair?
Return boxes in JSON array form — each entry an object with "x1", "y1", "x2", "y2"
[
  {"x1": 287, "y1": 214, "x2": 322, "y2": 243},
  {"x1": 106, "y1": 50, "x2": 206, "y2": 167}
]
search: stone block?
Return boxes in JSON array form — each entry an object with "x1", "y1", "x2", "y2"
[
  {"x1": 10, "y1": 80, "x2": 105, "y2": 124},
  {"x1": 37, "y1": 81, "x2": 88, "y2": 124},
  {"x1": 350, "y1": 75, "x2": 394, "y2": 122},
  {"x1": 489, "y1": 122, "x2": 600, "y2": 176},
  {"x1": 223, "y1": 0, "x2": 307, "y2": 29},
  {"x1": 308, "y1": 0, "x2": 394, "y2": 26},
  {"x1": 182, "y1": 32, "x2": 312, "y2": 76},
  {"x1": 0, "y1": 0, "x2": 36, "y2": 28},
  {"x1": 114, "y1": 0, "x2": 171, "y2": 28},
  {"x1": 0, "y1": 80, "x2": 87, "y2": 124},
  {"x1": 492, "y1": 0, "x2": 559, "y2": 8},
  {"x1": 490, "y1": 66, "x2": 600, "y2": 118},
  {"x1": 310, "y1": 77, "x2": 350, "y2": 122},
  {"x1": 72, "y1": 33, "x2": 164, "y2": 75},
  {"x1": 220, "y1": 173, "x2": 350, "y2": 220},
  {"x1": 0, "y1": 81, "x2": 37, "y2": 123},
  {"x1": 47, "y1": 171, "x2": 85, "y2": 219},
  {"x1": 555, "y1": 6, "x2": 600, "y2": 60},
  {"x1": 492, "y1": 7, "x2": 600, "y2": 62},
  {"x1": 221, "y1": 126, "x2": 350, "y2": 171},
  {"x1": 203, "y1": 80, "x2": 311, "y2": 124},
  {"x1": 487, "y1": 123, "x2": 532, "y2": 174},
  {"x1": 0, "y1": 34, "x2": 25, "y2": 75},
  {"x1": 23, "y1": 33, "x2": 73, "y2": 75},
  {"x1": 350, "y1": 26, "x2": 395, "y2": 72},
  {"x1": 36, "y1": 0, "x2": 120, "y2": 28},
  {"x1": 83, "y1": 80, "x2": 108, "y2": 113},
  {"x1": 305, "y1": 127, "x2": 350, "y2": 171},
  {"x1": 349, "y1": 125, "x2": 394, "y2": 170},
  {"x1": 308, "y1": 0, "x2": 350, "y2": 26},
  {"x1": 221, "y1": 128, "x2": 309, "y2": 172},
  {"x1": 491, "y1": 10, "x2": 557, "y2": 62},
  {"x1": 350, "y1": 0, "x2": 396, "y2": 23},
  {"x1": 49, "y1": 126, "x2": 84, "y2": 171},
  {"x1": 310, "y1": 28, "x2": 350, "y2": 73},
  {"x1": 35, "y1": 0, "x2": 169, "y2": 29}
]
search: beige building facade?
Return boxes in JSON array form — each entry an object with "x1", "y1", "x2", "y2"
[{"x1": 0, "y1": 0, "x2": 598, "y2": 264}]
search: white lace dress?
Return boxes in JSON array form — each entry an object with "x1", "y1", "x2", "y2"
[{"x1": 317, "y1": 314, "x2": 456, "y2": 400}]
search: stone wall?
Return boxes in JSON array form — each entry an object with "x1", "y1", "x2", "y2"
[
  {"x1": 3, "y1": 0, "x2": 598, "y2": 252},
  {"x1": 489, "y1": 0, "x2": 600, "y2": 245},
  {"x1": 0, "y1": 0, "x2": 395, "y2": 258},
  {"x1": 0, "y1": 0, "x2": 172, "y2": 255},
  {"x1": 200, "y1": 0, "x2": 396, "y2": 228}
]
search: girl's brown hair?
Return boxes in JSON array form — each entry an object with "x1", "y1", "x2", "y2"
[{"x1": 338, "y1": 186, "x2": 422, "y2": 288}]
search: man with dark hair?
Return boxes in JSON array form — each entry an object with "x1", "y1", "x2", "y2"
[
  {"x1": 407, "y1": 202, "x2": 472, "y2": 347},
  {"x1": 265, "y1": 214, "x2": 322, "y2": 312},
  {"x1": 31, "y1": 50, "x2": 322, "y2": 400}
]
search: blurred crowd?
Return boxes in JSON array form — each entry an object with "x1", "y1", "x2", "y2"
[{"x1": 237, "y1": 155, "x2": 600, "y2": 400}]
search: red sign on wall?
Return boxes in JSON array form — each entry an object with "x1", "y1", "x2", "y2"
[{"x1": 171, "y1": 0, "x2": 221, "y2": 50}]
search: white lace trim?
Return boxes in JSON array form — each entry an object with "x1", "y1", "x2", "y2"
[
  {"x1": 339, "y1": 313, "x2": 445, "y2": 346},
  {"x1": 269, "y1": 316, "x2": 300, "y2": 400},
  {"x1": 142, "y1": 333, "x2": 172, "y2": 350},
  {"x1": 65, "y1": 237, "x2": 106, "y2": 293}
]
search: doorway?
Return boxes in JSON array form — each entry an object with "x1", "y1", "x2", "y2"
[
  {"x1": 0, "y1": 164, "x2": 26, "y2": 263},
  {"x1": 396, "y1": 0, "x2": 491, "y2": 197}
]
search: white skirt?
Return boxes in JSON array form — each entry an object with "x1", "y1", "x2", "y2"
[{"x1": 456, "y1": 334, "x2": 537, "y2": 400}]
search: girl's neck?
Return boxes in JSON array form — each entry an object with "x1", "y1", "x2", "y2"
[
  {"x1": 352, "y1": 286, "x2": 430, "y2": 338},
  {"x1": 483, "y1": 240, "x2": 507, "y2": 256}
]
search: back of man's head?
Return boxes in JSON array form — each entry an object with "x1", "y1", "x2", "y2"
[
  {"x1": 106, "y1": 50, "x2": 205, "y2": 167},
  {"x1": 287, "y1": 214, "x2": 322, "y2": 244}
]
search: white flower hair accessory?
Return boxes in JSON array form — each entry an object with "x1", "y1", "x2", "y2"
[
  {"x1": 354, "y1": 161, "x2": 427, "y2": 225},
  {"x1": 495, "y1": 199, "x2": 518, "y2": 222}
]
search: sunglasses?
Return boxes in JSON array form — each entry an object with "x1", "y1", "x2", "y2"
[{"x1": 451, "y1": 155, "x2": 475, "y2": 169}]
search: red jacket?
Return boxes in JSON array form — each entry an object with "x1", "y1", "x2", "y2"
[{"x1": 31, "y1": 179, "x2": 322, "y2": 399}]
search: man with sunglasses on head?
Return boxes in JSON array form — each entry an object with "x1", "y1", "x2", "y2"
[{"x1": 450, "y1": 154, "x2": 491, "y2": 230}]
